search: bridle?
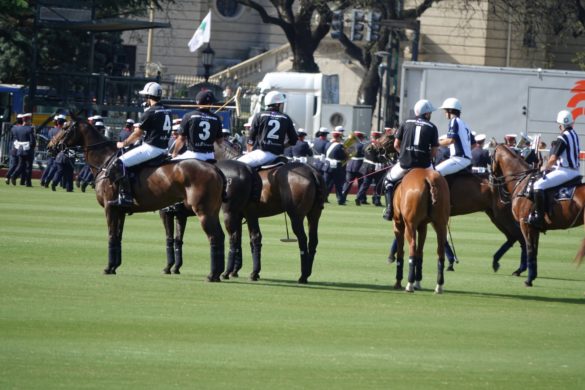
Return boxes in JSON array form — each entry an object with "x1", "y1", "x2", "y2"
[{"x1": 489, "y1": 144, "x2": 537, "y2": 204}]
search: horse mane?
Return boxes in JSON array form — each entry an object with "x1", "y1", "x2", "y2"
[{"x1": 495, "y1": 144, "x2": 531, "y2": 170}]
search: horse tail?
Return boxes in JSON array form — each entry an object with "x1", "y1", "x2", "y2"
[
  {"x1": 426, "y1": 176, "x2": 439, "y2": 206},
  {"x1": 574, "y1": 238, "x2": 585, "y2": 267},
  {"x1": 310, "y1": 165, "x2": 327, "y2": 208},
  {"x1": 215, "y1": 165, "x2": 228, "y2": 202}
]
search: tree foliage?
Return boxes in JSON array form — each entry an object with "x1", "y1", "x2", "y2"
[{"x1": 0, "y1": 0, "x2": 173, "y2": 84}]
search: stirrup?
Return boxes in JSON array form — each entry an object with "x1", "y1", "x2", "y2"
[
  {"x1": 526, "y1": 213, "x2": 543, "y2": 228},
  {"x1": 382, "y1": 208, "x2": 393, "y2": 221},
  {"x1": 108, "y1": 195, "x2": 134, "y2": 208}
]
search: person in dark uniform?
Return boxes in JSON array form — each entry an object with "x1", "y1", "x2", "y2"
[
  {"x1": 471, "y1": 133, "x2": 490, "y2": 172},
  {"x1": 341, "y1": 131, "x2": 366, "y2": 205},
  {"x1": 109, "y1": 82, "x2": 172, "y2": 207},
  {"x1": 383, "y1": 99, "x2": 439, "y2": 220},
  {"x1": 6, "y1": 113, "x2": 35, "y2": 186},
  {"x1": 172, "y1": 90, "x2": 223, "y2": 161},
  {"x1": 356, "y1": 130, "x2": 384, "y2": 206},
  {"x1": 51, "y1": 148, "x2": 76, "y2": 192},
  {"x1": 41, "y1": 114, "x2": 67, "y2": 187},
  {"x1": 311, "y1": 127, "x2": 329, "y2": 172},
  {"x1": 5, "y1": 114, "x2": 23, "y2": 184},
  {"x1": 291, "y1": 128, "x2": 313, "y2": 162},
  {"x1": 238, "y1": 90, "x2": 298, "y2": 168},
  {"x1": 323, "y1": 129, "x2": 348, "y2": 205},
  {"x1": 527, "y1": 110, "x2": 581, "y2": 228}
]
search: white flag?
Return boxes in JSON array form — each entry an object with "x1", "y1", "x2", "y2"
[{"x1": 188, "y1": 11, "x2": 211, "y2": 53}]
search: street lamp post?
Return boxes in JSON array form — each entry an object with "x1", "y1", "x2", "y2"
[{"x1": 202, "y1": 43, "x2": 215, "y2": 82}]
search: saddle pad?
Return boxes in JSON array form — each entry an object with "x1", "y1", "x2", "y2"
[{"x1": 553, "y1": 186, "x2": 577, "y2": 201}]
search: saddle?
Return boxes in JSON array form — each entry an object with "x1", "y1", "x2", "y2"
[{"x1": 257, "y1": 156, "x2": 289, "y2": 171}]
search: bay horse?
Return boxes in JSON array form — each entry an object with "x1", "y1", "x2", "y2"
[
  {"x1": 392, "y1": 168, "x2": 451, "y2": 293},
  {"x1": 161, "y1": 147, "x2": 327, "y2": 284},
  {"x1": 48, "y1": 121, "x2": 226, "y2": 281},
  {"x1": 491, "y1": 144, "x2": 585, "y2": 286},
  {"x1": 377, "y1": 134, "x2": 527, "y2": 275}
]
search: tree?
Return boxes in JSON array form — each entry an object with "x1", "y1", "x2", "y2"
[
  {"x1": 0, "y1": 0, "x2": 174, "y2": 83},
  {"x1": 236, "y1": 0, "x2": 333, "y2": 72}
]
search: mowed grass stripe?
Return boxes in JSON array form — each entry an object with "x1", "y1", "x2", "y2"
[{"x1": 1, "y1": 181, "x2": 584, "y2": 389}]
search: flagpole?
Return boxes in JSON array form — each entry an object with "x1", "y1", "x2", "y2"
[{"x1": 145, "y1": 0, "x2": 155, "y2": 77}]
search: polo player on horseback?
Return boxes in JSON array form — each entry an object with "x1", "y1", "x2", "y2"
[
  {"x1": 109, "y1": 82, "x2": 172, "y2": 207},
  {"x1": 435, "y1": 97, "x2": 473, "y2": 176},
  {"x1": 526, "y1": 110, "x2": 582, "y2": 228},
  {"x1": 382, "y1": 99, "x2": 440, "y2": 220},
  {"x1": 237, "y1": 90, "x2": 298, "y2": 168},
  {"x1": 171, "y1": 90, "x2": 224, "y2": 161}
]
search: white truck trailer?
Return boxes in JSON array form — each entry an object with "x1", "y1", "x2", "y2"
[
  {"x1": 399, "y1": 61, "x2": 585, "y2": 148},
  {"x1": 256, "y1": 72, "x2": 372, "y2": 138}
]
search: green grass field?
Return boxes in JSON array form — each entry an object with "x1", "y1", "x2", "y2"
[{"x1": 1, "y1": 181, "x2": 585, "y2": 389}]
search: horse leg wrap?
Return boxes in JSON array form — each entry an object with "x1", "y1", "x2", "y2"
[
  {"x1": 165, "y1": 239, "x2": 175, "y2": 268},
  {"x1": 251, "y1": 243, "x2": 262, "y2": 279},
  {"x1": 437, "y1": 258, "x2": 445, "y2": 286},
  {"x1": 396, "y1": 258, "x2": 404, "y2": 281},
  {"x1": 209, "y1": 244, "x2": 225, "y2": 281},
  {"x1": 174, "y1": 243, "x2": 183, "y2": 272},
  {"x1": 300, "y1": 251, "x2": 312, "y2": 282},
  {"x1": 407, "y1": 257, "x2": 416, "y2": 283},
  {"x1": 415, "y1": 257, "x2": 423, "y2": 282},
  {"x1": 107, "y1": 240, "x2": 122, "y2": 273}
]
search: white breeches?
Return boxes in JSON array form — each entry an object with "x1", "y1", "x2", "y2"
[
  {"x1": 533, "y1": 167, "x2": 581, "y2": 190},
  {"x1": 172, "y1": 150, "x2": 215, "y2": 161},
  {"x1": 435, "y1": 156, "x2": 471, "y2": 176},
  {"x1": 238, "y1": 149, "x2": 277, "y2": 168},
  {"x1": 119, "y1": 143, "x2": 167, "y2": 167},
  {"x1": 385, "y1": 163, "x2": 433, "y2": 182}
]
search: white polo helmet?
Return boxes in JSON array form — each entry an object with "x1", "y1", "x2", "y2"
[
  {"x1": 413, "y1": 99, "x2": 436, "y2": 116},
  {"x1": 556, "y1": 110, "x2": 574, "y2": 127},
  {"x1": 139, "y1": 82, "x2": 162, "y2": 98},
  {"x1": 439, "y1": 97, "x2": 462, "y2": 111},
  {"x1": 264, "y1": 90, "x2": 286, "y2": 107}
]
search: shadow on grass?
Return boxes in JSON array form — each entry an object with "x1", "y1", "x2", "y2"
[{"x1": 225, "y1": 277, "x2": 585, "y2": 305}]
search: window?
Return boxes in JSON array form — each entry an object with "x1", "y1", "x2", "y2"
[{"x1": 215, "y1": 0, "x2": 243, "y2": 19}]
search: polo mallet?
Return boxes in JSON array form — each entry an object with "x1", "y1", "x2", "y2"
[{"x1": 280, "y1": 213, "x2": 297, "y2": 243}]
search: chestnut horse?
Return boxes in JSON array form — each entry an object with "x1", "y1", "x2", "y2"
[
  {"x1": 161, "y1": 155, "x2": 327, "y2": 284},
  {"x1": 392, "y1": 168, "x2": 451, "y2": 293},
  {"x1": 377, "y1": 134, "x2": 527, "y2": 274},
  {"x1": 491, "y1": 144, "x2": 585, "y2": 286},
  {"x1": 48, "y1": 121, "x2": 226, "y2": 281}
]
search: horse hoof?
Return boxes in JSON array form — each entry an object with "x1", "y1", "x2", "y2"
[
  {"x1": 298, "y1": 277, "x2": 308, "y2": 284},
  {"x1": 249, "y1": 274, "x2": 260, "y2": 282},
  {"x1": 221, "y1": 273, "x2": 230, "y2": 280},
  {"x1": 162, "y1": 268, "x2": 171, "y2": 275},
  {"x1": 524, "y1": 280, "x2": 533, "y2": 287},
  {"x1": 171, "y1": 269, "x2": 180, "y2": 275},
  {"x1": 103, "y1": 269, "x2": 116, "y2": 275},
  {"x1": 229, "y1": 271, "x2": 239, "y2": 278},
  {"x1": 446, "y1": 265, "x2": 455, "y2": 272},
  {"x1": 434, "y1": 285, "x2": 444, "y2": 294},
  {"x1": 393, "y1": 282, "x2": 402, "y2": 290},
  {"x1": 405, "y1": 283, "x2": 415, "y2": 293}
]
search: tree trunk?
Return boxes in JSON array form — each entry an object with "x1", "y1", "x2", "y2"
[{"x1": 290, "y1": 39, "x2": 320, "y2": 73}]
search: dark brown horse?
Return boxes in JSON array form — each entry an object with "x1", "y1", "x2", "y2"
[
  {"x1": 392, "y1": 168, "x2": 451, "y2": 293},
  {"x1": 161, "y1": 155, "x2": 327, "y2": 283},
  {"x1": 48, "y1": 121, "x2": 226, "y2": 281},
  {"x1": 378, "y1": 134, "x2": 527, "y2": 274},
  {"x1": 491, "y1": 144, "x2": 585, "y2": 286}
]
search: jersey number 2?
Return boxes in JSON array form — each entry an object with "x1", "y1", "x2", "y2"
[{"x1": 267, "y1": 119, "x2": 280, "y2": 139}]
